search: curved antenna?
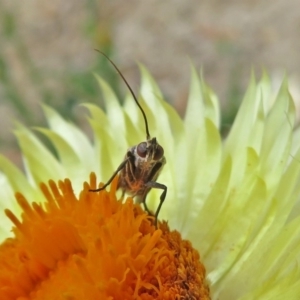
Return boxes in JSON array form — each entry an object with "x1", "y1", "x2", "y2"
[{"x1": 95, "y1": 49, "x2": 151, "y2": 140}]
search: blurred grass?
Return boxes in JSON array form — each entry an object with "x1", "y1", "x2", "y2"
[
  {"x1": 0, "y1": 3, "x2": 122, "y2": 122},
  {"x1": 0, "y1": 1, "x2": 241, "y2": 165},
  {"x1": 0, "y1": 2, "x2": 125, "y2": 165}
]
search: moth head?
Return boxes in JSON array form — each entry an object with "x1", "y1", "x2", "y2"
[{"x1": 136, "y1": 138, "x2": 164, "y2": 161}]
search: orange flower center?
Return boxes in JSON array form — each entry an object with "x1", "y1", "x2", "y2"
[{"x1": 0, "y1": 173, "x2": 210, "y2": 299}]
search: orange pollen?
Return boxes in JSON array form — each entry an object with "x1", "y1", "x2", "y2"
[{"x1": 0, "y1": 173, "x2": 210, "y2": 299}]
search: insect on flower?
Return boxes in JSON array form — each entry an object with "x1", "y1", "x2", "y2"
[{"x1": 90, "y1": 51, "x2": 167, "y2": 228}]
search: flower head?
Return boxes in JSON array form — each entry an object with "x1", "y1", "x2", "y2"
[
  {"x1": 0, "y1": 173, "x2": 209, "y2": 299},
  {"x1": 1, "y1": 65, "x2": 300, "y2": 299}
]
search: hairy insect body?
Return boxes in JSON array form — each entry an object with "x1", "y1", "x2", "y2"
[
  {"x1": 90, "y1": 51, "x2": 167, "y2": 227},
  {"x1": 118, "y1": 138, "x2": 166, "y2": 203}
]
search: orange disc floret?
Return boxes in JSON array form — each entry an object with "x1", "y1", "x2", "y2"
[{"x1": 0, "y1": 173, "x2": 210, "y2": 299}]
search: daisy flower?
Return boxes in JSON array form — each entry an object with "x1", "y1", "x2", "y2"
[{"x1": 0, "y1": 64, "x2": 300, "y2": 299}]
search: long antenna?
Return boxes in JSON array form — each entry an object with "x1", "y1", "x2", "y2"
[{"x1": 95, "y1": 49, "x2": 151, "y2": 140}]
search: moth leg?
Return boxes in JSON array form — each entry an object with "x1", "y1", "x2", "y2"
[
  {"x1": 142, "y1": 199, "x2": 151, "y2": 214},
  {"x1": 89, "y1": 158, "x2": 129, "y2": 192},
  {"x1": 134, "y1": 194, "x2": 151, "y2": 214},
  {"x1": 145, "y1": 181, "x2": 167, "y2": 228}
]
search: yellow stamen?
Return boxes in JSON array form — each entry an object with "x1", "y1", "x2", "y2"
[{"x1": 0, "y1": 173, "x2": 210, "y2": 299}]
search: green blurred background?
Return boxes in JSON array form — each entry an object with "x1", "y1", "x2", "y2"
[{"x1": 0, "y1": 1, "x2": 299, "y2": 166}]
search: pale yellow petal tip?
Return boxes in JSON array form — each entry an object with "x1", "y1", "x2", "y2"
[{"x1": 0, "y1": 173, "x2": 210, "y2": 299}]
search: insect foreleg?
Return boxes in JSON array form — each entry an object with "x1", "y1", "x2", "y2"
[
  {"x1": 90, "y1": 158, "x2": 129, "y2": 192},
  {"x1": 145, "y1": 181, "x2": 167, "y2": 228}
]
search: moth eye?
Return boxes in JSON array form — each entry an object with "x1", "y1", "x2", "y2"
[
  {"x1": 137, "y1": 142, "x2": 147, "y2": 158},
  {"x1": 154, "y1": 145, "x2": 164, "y2": 160}
]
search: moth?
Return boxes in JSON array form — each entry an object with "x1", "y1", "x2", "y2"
[{"x1": 90, "y1": 51, "x2": 167, "y2": 227}]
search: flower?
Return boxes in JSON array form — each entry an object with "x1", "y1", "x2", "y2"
[
  {"x1": 1, "y1": 65, "x2": 300, "y2": 299},
  {"x1": 0, "y1": 174, "x2": 209, "y2": 299}
]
